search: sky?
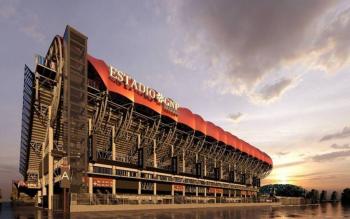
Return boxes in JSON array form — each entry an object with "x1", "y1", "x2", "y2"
[{"x1": 0, "y1": 0, "x2": 350, "y2": 200}]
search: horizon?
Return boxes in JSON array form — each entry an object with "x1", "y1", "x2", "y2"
[{"x1": 1, "y1": 0, "x2": 350, "y2": 200}]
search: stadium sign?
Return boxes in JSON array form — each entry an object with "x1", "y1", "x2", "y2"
[{"x1": 109, "y1": 65, "x2": 179, "y2": 113}]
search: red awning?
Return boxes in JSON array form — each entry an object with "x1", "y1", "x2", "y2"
[{"x1": 88, "y1": 54, "x2": 272, "y2": 165}]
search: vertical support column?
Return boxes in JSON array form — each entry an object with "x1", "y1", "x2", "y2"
[
  {"x1": 153, "y1": 139, "x2": 157, "y2": 196},
  {"x1": 153, "y1": 139, "x2": 157, "y2": 168},
  {"x1": 220, "y1": 161, "x2": 223, "y2": 180},
  {"x1": 214, "y1": 158, "x2": 217, "y2": 180},
  {"x1": 204, "y1": 157, "x2": 207, "y2": 177},
  {"x1": 138, "y1": 182, "x2": 141, "y2": 195},
  {"x1": 35, "y1": 76, "x2": 39, "y2": 100},
  {"x1": 41, "y1": 142, "x2": 46, "y2": 199},
  {"x1": 171, "y1": 144, "x2": 174, "y2": 203},
  {"x1": 171, "y1": 184, "x2": 175, "y2": 204},
  {"x1": 111, "y1": 126, "x2": 116, "y2": 195},
  {"x1": 88, "y1": 119, "x2": 93, "y2": 198},
  {"x1": 48, "y1": 106, "x2": 53, "y2": 210},
  {"x1": 214, "y1": 188, "x2": 217, "y2": 204},
  {"x1": 182, "y1": 149, "x2": 185, "y2": 173},
  {"x1": 195, "y1": 154, "x2": 199, "y2": 199},
  {"x1": 153, "y1": 183, "x2": 157, "y2": 196},
  {"x1": 89, "y1": 163, "x2": 94, "y2": 203},
  {"x1": 137, "y1": 134, "x2": 142, "y2": 197}
]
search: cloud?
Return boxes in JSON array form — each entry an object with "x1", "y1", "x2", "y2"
[
  {"x1": 274, "y1": 148, "x2": 350, "y2": 168},
  {"x1": 311, "y1": 149, "x2": 350, "y2": 162},
  {"x1": 167, "y1": 0, "x2": 350, "y2": 103},
  {"x1": 0, "y1": 163, "x2": 18, "y2": 174},
  {"x1": 0, "y1": 0, "x2": 17, "y2": 19},
  {"x1": 320, "y1": 126, "x2": 350, "y2": 141},
  {"x1": 276, "y1": 151, "x2": 289, "y2": 156},
  {"x1": 330, "y1": 143, "x2": 350, "y2": 149},
  {"x1": 0, "y1": 0, "x2": 46, "y2": 44},
  {"x1": 252, "y1": 77, "x2": 296, "y2": 103},
  {"x1": 19, "y1": 14, "x2": 46, "y2": 44},
  {"x1": 274, "y1": 160, "x2": 305, "y2": 169},
  {"x1": 228, "y1": 112, "x2": 245, "y2": 123}
]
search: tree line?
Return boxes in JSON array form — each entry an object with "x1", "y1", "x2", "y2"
[{"x1": 260, "y1": 184, "x2": 350, "y2": 204}]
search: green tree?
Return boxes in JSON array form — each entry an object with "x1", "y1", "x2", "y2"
[{"x1": 259, "y1": 184, "x2": 305, "y2": 197}]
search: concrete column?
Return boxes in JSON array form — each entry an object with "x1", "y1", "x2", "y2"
[
  {"x1": 182, "y1": 186, "x2": 185, "y2": 196},
  {"x1": 214, "y1": 189, "x2": 217, "y2": 203},
  {"x1": 37, "y1": 190, "x2": 42, "y2": 207},
  {"x1": 171, "y1": 184, "x2": 175, "y2": 204},
  {"x1": 48, "y1": 106, "x2": 53, "y2": 210},
  {"x1": 88, "y1": 118, "x2": 92, "y2": 135},
  {"x1": 88, "y1": 163, "x2": 93, "y2": 195},
  {"x1": 137, "y1": 134, "x2": 141, "y2": 148},
  {"x1": 153, "y1": 183, "x2": 157, "y2": 195},
  {"x1": 220, "y1": 162, "x2": 223, "y2": 180},
  {"x1": 196, "y1": 187, "x2": 198, "y2": 197},
  {"x1": 204, "y1": 157, "x2": 207, "y2": 176},
  {"x1": 112, "y1": 126, "x2": 116, "y2": 195},
  {"x1": 138, "y1": 181, "x2": 142, "y2": 195},
  {"x1": 228, "y1": 190, "x2": 231, "y2": 198},
  {"x1": 112, "y1": 126, "x2": 116, "y2": 160},
  {"x1": 171, "y1": 184, "x2": 175, "y2": 196},
  {"x1": 153, "y1": 139, "x2": 157, "y2": 168},
  {"x1": 41, "y1": 142, "x2": 46, "y2": 197},
  {"x1": 204, "y1": 187, "x2": 207, "y2": 197}
]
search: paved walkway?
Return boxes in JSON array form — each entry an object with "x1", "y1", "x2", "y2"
[{"x1": 71, "y1": 202, "x2": 281, "y2": 212}]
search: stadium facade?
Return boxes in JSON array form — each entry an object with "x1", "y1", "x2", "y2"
[{"x1": 19, "y1": 26, "x2": 272, "y2": 211}]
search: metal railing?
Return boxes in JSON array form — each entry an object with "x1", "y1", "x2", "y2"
[{"x1": 71, "y1": 193, "x2": 274, "y2": 206}]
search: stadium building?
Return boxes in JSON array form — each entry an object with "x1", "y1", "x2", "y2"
[{"x1": 19, "y1": 26, "x2": 273, "y2": 212}]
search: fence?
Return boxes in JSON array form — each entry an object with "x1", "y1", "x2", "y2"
[{"x1": 71, "y1": 193, "x2": 273, "y2": 205}]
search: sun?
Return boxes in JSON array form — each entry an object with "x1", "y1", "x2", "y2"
[{"x1": 276, "y1": 170, "x2": 290, "y2": 184}]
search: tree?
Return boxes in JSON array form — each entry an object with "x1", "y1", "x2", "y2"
[
  {"x1": 306, "y1": 189, "x2": 319, "y2": 204},
  {"x1": 331, "y1": 191, "x2": 337, "y2": 202},
  {"x1": 259, "y1": 184, "x2": 305, "y2": 197},
  {"x1": 341, "y1": 188, "x2": 350, "y2": 204},
  {"x1": 320, "y1": 190, "x2": 327, "y2": 202}
]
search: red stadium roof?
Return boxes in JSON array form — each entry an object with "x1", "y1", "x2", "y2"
[{"x1": 88, "y1": 54, "x2": 273, "y2": 166}]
